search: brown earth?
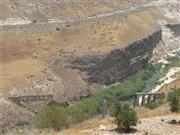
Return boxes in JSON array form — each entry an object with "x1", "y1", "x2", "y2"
[
  {"x1": 1, "y1": 7, "x2": 164, "y2": 97},
  {"x1": 0, "y1": 0, "x2": 155, "y2": 20},
  {"x1": 1, "y1": 7, "x2": 162, "y2": 63},
  {"x1": 1, "y1": 58, "x2": 50, "y2": 96}
]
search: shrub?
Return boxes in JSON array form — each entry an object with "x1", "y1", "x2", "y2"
[
  {"x1": 158, "y1": 93, "x2": 165, "y2": 105},
  {"x1": 33, "y1": 20, "x2": 36, "y2": 23},
  {"x1": 145, "y1": 102, "x2": 159, "y2": 110},
  {"x1": 34, "y1": 104, "x2": 69, "y2": 131},
  {"x1": 113, "y1": 103, "x2": 138, "y2": 132},
  {"x1": 167, "y1": 88, "x2": 180, "y2": 102},
  {"x1": 170, "y1": 96, "x2": 179, "y2": 112},
  {"x1": 143, "y1": 70, "x2": 154, "y2": 81},
  {"x1": 56, "y1": 28, "x2": 60, "y2": 31},
  {"x1": 67, "y1": 101, "x2": 99, "y2": 124},
  {"x1": 108, "y1": 99, "x2": 122, "y2": 117},
  {"x1": 168, "y1": 88, "x2": 180, "y2": 112}
]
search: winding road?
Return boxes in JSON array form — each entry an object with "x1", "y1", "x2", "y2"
[{"x1": 1, "y1": 0, "x2": 179, "y2": 29}]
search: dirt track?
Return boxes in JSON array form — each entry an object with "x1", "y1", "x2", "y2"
[{"x1": 1, "y1": 0, "x2": 180, "y2": 29}]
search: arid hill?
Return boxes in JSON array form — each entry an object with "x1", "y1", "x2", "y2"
[{"x1": 0, "y1": 0, "x2": 180, "y2": 133}]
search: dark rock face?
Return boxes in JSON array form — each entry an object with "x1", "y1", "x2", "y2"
[
  {"x1": 71, "y1": 30, "x2": 162, "y2": 85},
  {"x1": 166, "y1": 24, "x2": 180, "y2": 37}
]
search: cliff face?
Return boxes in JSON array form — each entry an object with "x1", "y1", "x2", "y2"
[{"x1": 71, "y1": 30, "x2": 162, "y2": 85}]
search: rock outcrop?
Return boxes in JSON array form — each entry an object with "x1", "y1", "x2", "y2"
[
  {"x1": 166, "y1": 24, "x2": 180, "y2": 37},
  {"x1": 151, "y1": 24, "x2": 180, "y2": 62},
  {"x1": 71, "y1": 30, "x2": 162, "y2": 85}
]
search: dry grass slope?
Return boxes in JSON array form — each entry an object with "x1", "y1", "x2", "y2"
[{"x1": 1, "y1": 7, "x2": 165, "y2": 97}]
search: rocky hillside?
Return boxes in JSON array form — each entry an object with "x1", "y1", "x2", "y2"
[
  {"x1": 70, "y1": 30, "x2": 162, "y2": 85},
  {"x1": 1, "y1": 0, "x2": 180, "y2": 133}
]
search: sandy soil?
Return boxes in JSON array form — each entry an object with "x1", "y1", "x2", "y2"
[{"x1": 39, "y1": 114, "x2": 180, "y2": 135}]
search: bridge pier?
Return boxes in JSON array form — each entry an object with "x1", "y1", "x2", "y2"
[
  {"x1": 133, "y1": 93, "x2": 162, "y2": 107},
  {"x1": 141, "y1": 95, "x2": 145, "y2": 106}
]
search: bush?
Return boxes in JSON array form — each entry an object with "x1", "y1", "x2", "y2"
[
  {"x1": 170, "y1": 96, "x2": 179, "y2": 112},
  {"x1": 145, "y1": 102, "x2": 159, "y2": 110},
  {"x1": 168, "y1": 119, "x2": 180, "y2": 125},
  {"x1": 113, "y1": 103, "x2": 138, "y2": 132},
  {"x1": 108, "y1": 99, "x2": 122, "y2": 117},
  {"x1": 167, "y1": 88, "x2": 180, "y2": 102},
  {"x1": 34, "y1": 104, "x2": 69, "y2": 131},
  {"x1": 158, "y1": 93, "x2": 166, "y2": 105},
  {"x1": 143, "y1": 70, "x2": 154, "y2": 81},
  {"x1": 168, "y1": 88, "x2": 180, "y2": 112},
  {"x1": 67, "y1": 100, "x2": 100, "y2": 124}
]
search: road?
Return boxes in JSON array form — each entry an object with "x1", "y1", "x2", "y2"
[{"x1": 0, "y1": 0, "x2": 179, "y2": 29}]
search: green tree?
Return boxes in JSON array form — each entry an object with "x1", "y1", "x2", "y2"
[
  {"x1": 168, "y1": 88, "x2": 180, "y2": 113},
  {"x1": 170, "y1": 96, "x2": 179, "y2": 112},
  {"x1": 113, "y1": 103, "x2": 138, "y2": 132}
]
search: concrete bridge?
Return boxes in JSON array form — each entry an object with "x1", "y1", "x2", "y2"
[
  {"x1": 102, "y1": 92, "x2": 163, "y2": 117},
  {"x1": 106, "y1": 92, "x2": 163, "y2": 107},
  {"x1": 133, "y1": 93, "x2": 162, "y2": 107}
]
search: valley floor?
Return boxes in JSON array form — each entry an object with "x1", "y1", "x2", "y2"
[
  {"x1": 38, "y1": 72, "x2": 180, "y2": 135},
  {"x1": 40, "y1": 114, "x2": 180, "y2": 135}
]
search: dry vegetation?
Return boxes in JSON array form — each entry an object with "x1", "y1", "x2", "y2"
[
  {"x1": 1, "y1": 1, "x2": 180, "y2": 134},
  {"x1": 1, "y1": 7, "x2": 162, "y2": 62},
  {"x1": 1, "y1": 7, "x2": 164, "y2": 97},
  {"x1": 39, "y1": 112, "x2": 179, "y2": 135},
  {"x1": 0, "y1": 0, "x2": 154, "y2": 20},
  {"x1": 1, "y1": 58, "x2": 52, "y2": 96}
]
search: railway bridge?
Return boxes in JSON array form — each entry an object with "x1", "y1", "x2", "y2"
[{"x1": 8, "y1": 95, "x2": 53, "y2": 113}]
